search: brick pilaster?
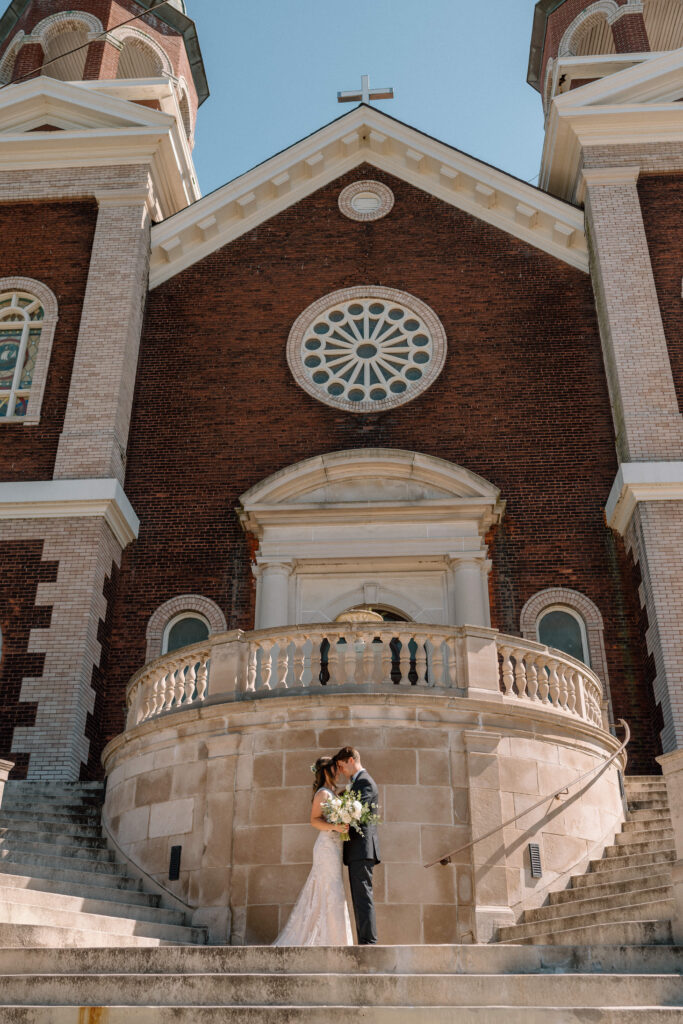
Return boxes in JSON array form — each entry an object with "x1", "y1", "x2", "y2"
[
  {"x1": 11, "y1": 42, "x2": 43, "y2": 82},
  {"x1": 583, "y1": 166, "x2": 683, "y2": 462},
  {"x1": 83, "y1": 38, "x2": 121, "y2": 80},
  {"x1": 53, "y1": 187, "x2": 152, "y2": 483},
  {"x1": 611, "y1": 10, "x2": 650, "y2": 52}
]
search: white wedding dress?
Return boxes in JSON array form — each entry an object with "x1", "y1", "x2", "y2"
[{"x1": 273, "y1": 788, "x2": 353, "y2": 946}]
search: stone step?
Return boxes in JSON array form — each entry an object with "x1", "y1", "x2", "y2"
[
  {"x1": 582, "y1": 848, "x2": 676, "y2": 880},
  {"x1": 3, "y1": 1007, "x2": 682, "y2": 1023},
  {"x1": 0, "y1": 899, "x2": 205, "y2": 944},
  {"x1": 0, "y1": 923, "x2": 180, "y2": 949},
  {"x1": 3, "y1": 943, "x2": 681, "y2": 977},
  {"x1": 0, "y1": 838, "x2": 115, "y2": 864},
  {"x1": 0, "y1": 806, "x2": 102, "y2": 825},
  {"x1": 498, "y1": 899, "x2": 674, "y2": 942},
  {"x1": 0, "y1": 826, "x2": 108, "y2": 848},
  {"x1": 622, "y1": 815, "x2": 672, "y2": 833},
  {"x1": 550, "y1": 872, "x2": 673, "y2": 906},
  {"x1": 0, "y1": 883, "x2": 182, "y2": 928},
  {"x1": 0, "y1": 859, "x2": 142, "y2": 892},
  {"x1": 624, "y1": 775, "x2": 666, "y2": 786},
  {"x1": 0, "y1": 870, "x2": 155, "y2": 908},
  {"x1": 0, "y1": 798, "x2": 104, "y2": 817},
  {"x1": 3, "y1": 782, "x2": 104, "y2": 798},
  {"x1": 500, "y1": 919, "x2": 673, "y2": 948},
  {"x1": 614, "y1": 827, "x2": 674, "y2": 847},
  {"x1": 604, "y1": 837, "x2": 674, "y2": 858},
  {"x1": 626, "y1": 798, "x2": 669, "y2": 812},
  {"x1": 0, "y1": 816, "x2": 103, "y2": 838},
  {"x1": 2, "y1": 972, "x2": 682, "y2": 1008},
  {"x1": 524, "y1": 885, "x2": 673, "y2": 924},
  {"x1": 0, "y1": 848, "x2": 124, "y2": 876}
]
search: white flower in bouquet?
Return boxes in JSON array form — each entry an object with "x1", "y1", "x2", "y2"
[{"x1": 321, "y1": 788, "x2": 381, "y2": 842}]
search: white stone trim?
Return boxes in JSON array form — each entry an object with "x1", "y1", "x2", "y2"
[
  {"x1": 149, "y1": 105, "x2": 588, "y2": 287},
  {"x1": 0, "y1": 31, "x2": 24, "y2": 85},
  {"x1": 28, "y1": 10, "x2": 104, "y2": 43},
  {"x1": 286, "y1": 286, "x2": 447, "y2": 414},
  {"x1": 146, "y1": 595, "x2": 227, "y2": 661},
  {"x1": 609, "y1": 0, "x2": 644, "y2": 26},
  {"x1": 0, "y1": 479, "x2": 140, "y2": 547},
  {"x1": 558, "y1": 1, "x2": 619, "y2": 57},
  {"x1": 0, "y1": 277, "x2": 58, "y2": 425},
  {"x1": 520, "y1": 586, "x2": 612, "y2": 723},
  {"x1": 606, "y1": 461, "x2": 683, "y2": 534},
  {"x1": 338, "y1": 180, "x2": 394, "y2": 221},
  {"x1": 109, "y1": 26, "x2": 173, "y2": 78}
]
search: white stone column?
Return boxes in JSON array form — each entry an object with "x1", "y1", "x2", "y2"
[
  {"x1": 655, "y1": 749, "x2": 683, "y2": 944},
  {"x1": 450, "y1": 557, "x2": 488, "y2": 627},
  {"x1": 0, "y1": 759, "x2": 13, "y2": 808},
  {"x1": 255, "y1": 561, "x2": 293, "y2": 629}
]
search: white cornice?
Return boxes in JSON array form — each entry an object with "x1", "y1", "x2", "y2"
[
  {"x1": 0, "y1": 77, "x2": 200, "y2": 216},
  {"x1": 606, "y1": 462, "x2": 683, "y2": 535},
  {"x1": 541, "y1": 48, "x2": 683, "y2": 201},
  {"x1": 150, "y1": 106, "x2": 587, "y2": 288},
  {"x1": 0, "y1": 479, "x2": 140, "y2": 548}
]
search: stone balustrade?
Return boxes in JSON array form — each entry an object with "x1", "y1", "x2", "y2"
[{"x1": 125, "y1": 624, "x2": 607, "y2": 733}]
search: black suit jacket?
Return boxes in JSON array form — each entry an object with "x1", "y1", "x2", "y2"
[{"x1": 342, "y1": 770, "x2": 381, "y2": 865}]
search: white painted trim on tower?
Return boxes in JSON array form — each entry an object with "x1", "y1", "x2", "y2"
[
  {"x1": 606, "y1": 462, "x2": 683, "y2": 534},
  {"x1": 0, "y1": 479, "x2": 140, "y2": 547}
]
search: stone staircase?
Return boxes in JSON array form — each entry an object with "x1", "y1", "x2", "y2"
[
  {"x1": 0, "y1": 943, "x2": 681, "y2": 1021},
  {"x1": 498, "y1": 775, "x2": 676, "y2": 945},
  {"x1": 0, "y1": 781, "x2": 206, "y2": 947}
]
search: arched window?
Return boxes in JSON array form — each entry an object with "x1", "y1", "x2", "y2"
[
  {"x1": 162, "y1": 612, "x2": 210, "y2": 655},
  {"x1": 0, "y1": 32, "x2": 24, "y2": 85},
  {"x1": 536, "y1": 605, "x2": 590, "y2": 665},
  {"x1": 115, "y1": 31, "x2": 170, "y2": 79},
  {"x1": 0, "y1": 280, "x2": 58, "y2": 423},
  {"x1": 42, "y1": 22, "x2": 90, "y2": 80}
]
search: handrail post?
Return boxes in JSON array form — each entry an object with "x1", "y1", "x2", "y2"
[
  {"x1": 206, "y1": 631, "x2": 247, "y2": 698},
  {"x1": 460, "y1": 625, "x2": 503, "y2": 702}
]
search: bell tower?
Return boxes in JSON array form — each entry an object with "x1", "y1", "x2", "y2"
[
  {"x1": 0, "y1": 0, "x2": 208, "y2": 148},
  {"x1": 528, "y1": 0, "x2": 683, "y2": 115}
]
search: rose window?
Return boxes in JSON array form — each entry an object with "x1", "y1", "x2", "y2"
[{"x1": 287, "y1": 287, "x2": 447, "y2": 413}]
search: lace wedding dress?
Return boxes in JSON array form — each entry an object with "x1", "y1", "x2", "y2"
[{"x1": 273, "y1": 788, "x2": 353, "y2": 946}]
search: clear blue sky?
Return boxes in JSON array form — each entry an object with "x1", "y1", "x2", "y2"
[{"x1": 189, "y1": 0, "x2": 546, "y2": 197}]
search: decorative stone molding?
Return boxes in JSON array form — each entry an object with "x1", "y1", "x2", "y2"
[
  {"x1": 606, "y1": 462, "x2": 683, "y2": 534},
  {"x1": 520, "y1": 587, "x2": 612, "y2": 720},
  {"x1": 0, "y1": 276, "x2": 58, "y2": 425},
  {"x1": 338, "y1": 180, "x2": 394, "y2": 221},
  {"x1": 145, "y1": 594, "x2": 227, "y2": 662},
  {"x1": 108, "y1": 26, "x2": 173, "y2": 77},
  {"x1": 28, "y1": 10, "x2": 104, "y2": 43},
  {"x1": 0, "y1": 479, "x2": 139, "y2": 547},
  {"x1": 286, "y1": 286, "x2": 447, "y2": 414},
  {"x1": 558, "y1": 1, "x2": 619, "y2": 56},
  {"x1": 608, "y1": 0, "x2": 644, "y2": 26},
  {"x1": 0, "y1": 31, "x2": 24, "y2": 84}
]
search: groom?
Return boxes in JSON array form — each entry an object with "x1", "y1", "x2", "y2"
[{"x1": 334, "y1": 746, "x2": 380, "y2": 945}]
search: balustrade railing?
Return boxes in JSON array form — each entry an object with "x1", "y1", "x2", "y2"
[{"x1": 125, "y1": 624, "x2": 607, "y2": 733}]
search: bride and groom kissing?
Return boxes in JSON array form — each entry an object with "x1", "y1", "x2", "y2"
[{"x1": 273, "y1": 746, "x2": 380, "y2": 947}]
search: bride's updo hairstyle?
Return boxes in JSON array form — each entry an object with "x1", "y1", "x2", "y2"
[{"x1": 311, "y1": 756, "x2": 335, "y2": 800}]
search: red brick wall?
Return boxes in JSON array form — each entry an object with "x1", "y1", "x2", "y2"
[
  {"x1": 541, "y1": 0, "x2": 635, "y2": 88},
  {"x1": 0, "y1": 200, "x2": 98, "y2": 482},
  {"x1": 638, "y1": 174, "x2": 683, "y2": 413},
  {"x1": 0, "y1": 540, "x2": 57, "y2": 778},
  {"x1": 102, "y1": 164, "x2": 658, "y2": 772}
]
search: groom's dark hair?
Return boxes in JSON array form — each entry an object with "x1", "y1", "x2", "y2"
[{"x1": 335, "y1": 746, "x2": 360, "y2": 764}]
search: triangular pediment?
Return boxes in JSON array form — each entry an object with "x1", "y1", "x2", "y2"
[
  {"x1": 150, "y1": 105, "x2": 588, "y2": 288},
  {"x1": 0, "y1": 76, "x2": 174, "y2": 134}
]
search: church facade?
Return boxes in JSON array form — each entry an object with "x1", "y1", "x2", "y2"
[{"x1": 0, "y1": 0, "x2": 682, "y2": 946}]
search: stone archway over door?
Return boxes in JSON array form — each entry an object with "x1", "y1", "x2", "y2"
[{"x1": 238, "y1": 448, "x2": 505, "y2": 629}]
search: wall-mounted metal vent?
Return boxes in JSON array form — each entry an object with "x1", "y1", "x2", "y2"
[
  {"x1": 169, "y1": 845, "x2": 182, "y2": 881},
  {"x1": 529, "y1": 842, "x2": 543, "y2": 879}
]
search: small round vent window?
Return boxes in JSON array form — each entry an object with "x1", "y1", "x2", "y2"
[
  {"x1": 338, "y1": 180, "x2": 394, "y2": 222},
  {"x1": 287, "y1": 287, "x2": 447, "y2": 413}
]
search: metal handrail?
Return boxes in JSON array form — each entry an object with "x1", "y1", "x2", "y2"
[{"x1": 424, "y1": 718, "x2": 630, "y2": 869}]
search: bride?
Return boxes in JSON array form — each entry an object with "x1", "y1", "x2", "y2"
[{"x1": 272, "y1": 755, "x2": 353, "y2": 946}]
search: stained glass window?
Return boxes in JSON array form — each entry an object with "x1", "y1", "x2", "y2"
[{"x1": 0, "y1": 291, "x2": 45, "y2": 420}]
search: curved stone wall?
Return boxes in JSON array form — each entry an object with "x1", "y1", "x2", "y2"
[{"x1": 102, "y1": 693, "x2": 625, "y2": 944}]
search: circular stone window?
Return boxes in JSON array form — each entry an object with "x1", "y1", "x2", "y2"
[
  {"x1": 287, "y1": 286, "x2": 447, "y2": 413},
  {"x1": 338, "y1": 181, "x2": 394, "y2": 222}
]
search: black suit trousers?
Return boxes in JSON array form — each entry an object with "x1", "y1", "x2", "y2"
[{"x1": 348, "y1": 858, "x2": 378, "y2": 945}]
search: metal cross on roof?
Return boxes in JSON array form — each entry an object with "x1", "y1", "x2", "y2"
[{"x1": 337, "y1": 74, "x2": 394, "y2": 105}]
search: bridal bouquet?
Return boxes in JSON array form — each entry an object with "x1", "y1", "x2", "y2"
[{"x1": 321, "y1": 789, "x2": 380, "y2": 842}]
